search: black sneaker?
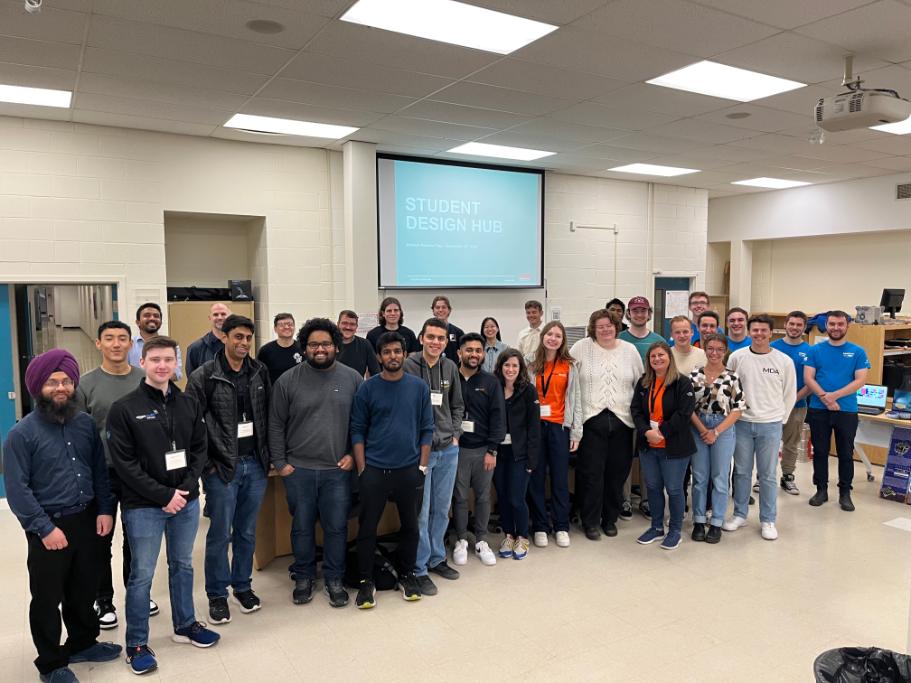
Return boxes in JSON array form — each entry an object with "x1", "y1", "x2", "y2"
[
  {"x1": 95, "y1": 598, "x2": 117, "y2": 630},
  {"x1": 601, "y1": 522, "x2": 618, "y2": 537},
  {"x1": 809, "y1": 487, "x2": 828, "y2": 507},
  {"x1": 208, "y1": 596, "x2": 231, "y2": 625},
  {"x1": 619, "y1": 501, "x2": 633, "y2": 520},
  {"x1": 355, "y1": 580, "x2": 376, "y2": 610},
  {"x1": 292, "y1": 578, "x2": 313, "y2": 605},
  {"x1": 416, "y1": 574, "x2": 438, "y2": 596},
  {"x1": 691, "y1": 523, "x2": 706, "y2": 542},
  {"x1": 429, "y1": 561, "x2": 460, "y2": 580},
  {"x1": 324, "y1": 580, "x2": 349, "y2": 608},
  {"x1": 233, "y1": 590, "x2": 261, "y2": 614},
  {"x1": 839, "y1": 490, "x2": 855, "y2": 512},
  {"x1": 705, "y1": 525, "x2": 722, "y2": 544},
  {"x1": 584, "y1": 526, "x2": 601, "y2": 541},
  {"x1": 638, "y1": 500, "x2": 650, "y2": 519},
  {"x1": 399, "y1": 573, "x2": 422, "y2": 601}
]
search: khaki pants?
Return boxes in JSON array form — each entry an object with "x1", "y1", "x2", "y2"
[{"x1": 780, "y1": 406, "x2": 807, "y2": 476}]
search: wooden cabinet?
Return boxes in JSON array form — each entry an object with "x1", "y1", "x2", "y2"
[{"x1": 809, "y1": 320, "x2": 911, "y2": 385}]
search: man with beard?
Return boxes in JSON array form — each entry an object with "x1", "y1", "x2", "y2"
[
  {"x1": 452, "y1": 333, "x2": 506, "y2": 567},
  {"x1": 350, "y1": 332, "x2": 433, "y2": 609},
  {"x1": 185, "y1": 315, "x2": 270, "y2": 625},
  {"x1": 804, "y1": 310, "x2": 870, "y2": 511},
  {"x1": 4, "y1": 349, "x2": 121, "y2": 683},
  {"x1": 185, "y1": 302, "x2": 231, "y2": 377},
  {"x1": 771, "y1": 311, "x2": 812, "y2": 496},
  {"x1": 128, "y1": 303, "x2": 182, "y2": 380},
  {"x1": 269, "y1": 318, "x2": 362, "y2": 607},
  {"x1": 75, "y1": 321, "x2": 153, "y2": 630}
]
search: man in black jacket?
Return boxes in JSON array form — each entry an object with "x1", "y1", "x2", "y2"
[
  {"x1": 452, "y1": 333, "x2": 506, "y2": 568},
  {"x1": 107, "y1": 336, "x2": 216, "y2": 675},
  {"x1": 185, "y1": 315, "x2": 271, "y2": 626}
]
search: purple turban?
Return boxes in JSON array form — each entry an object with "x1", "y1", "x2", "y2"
[{"x1": 25, "y1": 349, "x2": 80, "y2": 397}]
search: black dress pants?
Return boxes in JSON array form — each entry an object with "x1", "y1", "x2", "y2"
[
  {"x1": 577, "y1": 410, "x2": 634, "y2": 529},
  {"x1": 27, "y1": 507, "x2": 101, "y2": 674},
  {"x1": 96, "y1": 469, "x2": 131, "y2": 601}
]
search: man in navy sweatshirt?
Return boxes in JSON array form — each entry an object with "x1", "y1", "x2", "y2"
[{"x1": 350, "y1": 332, "x2": 433, "y2": 610}]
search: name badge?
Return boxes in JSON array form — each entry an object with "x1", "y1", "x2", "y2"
[
  {"x1": 238, "y1": 421, "x2": 254, "y2": 438},
  {"x1": 649, "y1": 420, "x2": 660, "y2": 430},
  {"x1": 461, "y1": 420, "x2": 475, "y2": 433},
  {"x1": 165, "y1": 449, "x2": 187, "y2": 471},
  {"x1": 540, "y1": 404, "x2": 552, "y2": 418},
  {"x1": 431, "y1": 391, "x2": 444, "y2": 406},
  {"x1": 449, "y1": 333, "x2": 456, "y2": 342},
  {"x1": 501, "y1": 433, "x2": 512, "y2": 445}
]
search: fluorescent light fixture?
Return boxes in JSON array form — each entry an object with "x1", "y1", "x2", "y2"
[
  {"x1": 608, "y1": 163, "x2": 699, "y2": 177},
  {"x1": 448, "y1": 142, "x2": 555, "y2": 161},
  {"x1": 647, "y1": 61, "x2": 805, "y2": 102},
  {"x1": 0, "y1": 83, "x2": 71, "y2": 108},
  {"x1": 732, "y1": 177, "x2": 810, "y2": 189},
  {"x1": 340, "y1": 0, "x2": 557, "y2": 54},
  {"x1": 223, "y1": 114, "x2": 358, "y2": 139},
  {"x1": 871, "y1": 116, "x2": 911, "y2": 135}
]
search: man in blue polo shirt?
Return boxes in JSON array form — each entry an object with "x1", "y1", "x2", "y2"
[
  {"x1": 771, "y1": 311, "x2": 812, "y2": 495},
  {"x1": 804, "y1": 310, "x2": 870, "y2": 511}
]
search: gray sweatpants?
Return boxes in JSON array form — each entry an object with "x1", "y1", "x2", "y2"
[{"x1": 452, "y1": 446, "x2": 495, "y2": 542}]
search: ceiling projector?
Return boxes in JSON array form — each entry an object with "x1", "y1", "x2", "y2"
[{"x1": 815, "y1": 90, "x2": 911, "y2": 132}]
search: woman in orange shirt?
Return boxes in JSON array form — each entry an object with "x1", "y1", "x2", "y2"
[{"x1": 526, "y1": 322, "x2": 582, "y2": 549}]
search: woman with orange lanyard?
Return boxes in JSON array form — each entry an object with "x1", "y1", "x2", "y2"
[
  {"x1": 631, "y1": 341, "x2": 696, "y2": 550},
  {"x1": 525, "y1": 321, "x2": 582, "y2": 549}
]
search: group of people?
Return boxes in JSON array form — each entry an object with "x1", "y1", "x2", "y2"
[{"x1": 3, "y1": 291, "x2": 871, "y2": 682}]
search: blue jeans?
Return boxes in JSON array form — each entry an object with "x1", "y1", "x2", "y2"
[
  {"x1": 415, "y1": 443, "x2": 459, "y2": 575},
  {"x1": 282, "y1": 466, "x2": 351, "y2": 582},
  {"x1": 203, "y1": 456, "x2": 268, "y2": 598},
  {"x1": 528, "y1": 421, "x2": 571, "y2": 533},
  {"x1": 122, "y1": 498, "x2": 199, "y2": 648},
  {"x1": 732, "y1": 421, "x2": 783, "y2": 523},
  {"x1": 690, "y1": 414, "x2": 735, "y2": 527},
  {"x1": 639, "y1": 449, "x2": 690, "y2": 533}
]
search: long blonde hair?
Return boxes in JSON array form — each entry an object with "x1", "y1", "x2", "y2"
[
  {"x1": 529, "y1": 321, "x2": 573, "y2": 375},
  {"x1": 641, "y1": 341, "x2": 679, "y2": 388}
]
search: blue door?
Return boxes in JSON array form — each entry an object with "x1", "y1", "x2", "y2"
[{"x1": 0, "y1": 285, "x2": 16, "y2": 497}]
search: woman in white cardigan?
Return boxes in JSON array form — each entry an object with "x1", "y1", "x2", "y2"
[{"x1": 570, "y1": 309, "x2": 644, "y2": 541}]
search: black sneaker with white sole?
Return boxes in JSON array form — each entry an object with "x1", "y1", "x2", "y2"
[
  {"x1": 208, "y1": 596, "x2": 231, "y2": 625},
  {"x1": 95, "y1": 599, "x2": 118, "y2": 630},
  {"x1": 399, "y1": 573, "x2": 422, "y2": 601},
  {"x1": 233, "y1": 590, "x2": 261, "y2": 613},
  {"x1": 619, "y1": 501, "x2": 633, "y2": 520},
  {"x1": 355, "y1": 580, "x2": 376, "y2": 610}
]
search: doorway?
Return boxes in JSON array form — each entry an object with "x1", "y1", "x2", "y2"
[{"x1": 653, "y1": 277, "x2": 692, "y2": 338}]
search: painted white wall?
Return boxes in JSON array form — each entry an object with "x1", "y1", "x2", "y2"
[{"x1": 164, "y1": 215, "x2": 252, "y2": 288}]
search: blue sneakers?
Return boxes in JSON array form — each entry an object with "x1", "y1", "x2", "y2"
[
  {"x1": 636, "y1": 527, "x2": 665, "y2": 545},
  {"x1": 660, "y1": 530, "x2": 682, "y2": 550},
  {"x1": 172, "y1": 621, "x2": 220, "y2": 648},
  {"x1": 126, "y1": 645, "x2": 157, "y2": 675},
  {"x1": 69, "y1": 641, "x2": 122, "y2": 663},
  {"x1": 39, "y1": 667, "x2": 77, "y2": 683}
]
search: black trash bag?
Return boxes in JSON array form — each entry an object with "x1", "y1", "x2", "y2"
[{"x1": 814, "y1": 647, "x2": 911, "y2": 683}]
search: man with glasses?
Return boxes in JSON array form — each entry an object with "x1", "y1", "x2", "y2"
[
  {"x1": 336, "y1": 310, "x2": 380, "y2": 378},
  {"x1": 269, "y1": 318, "x2": 363, "y2": 607},
  {"x1": 257, "y1": 313, "x2": 303, "y2": 385}
]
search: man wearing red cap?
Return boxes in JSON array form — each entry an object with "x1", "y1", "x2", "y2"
[{"x1": 3, "y1": 349, "x2": 121, "y2": 683}]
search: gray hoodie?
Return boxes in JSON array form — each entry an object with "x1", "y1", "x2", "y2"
[{"x1": 403, "y1": 351, "x2": 464, "y2": 450}]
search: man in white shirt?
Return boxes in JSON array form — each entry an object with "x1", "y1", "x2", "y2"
[
  {"x1": 723, "y1": 314, "x2": 796, "y2": 541},
  {"x1": 515, "y1": 300, "x2": 544, "y2": 358}
]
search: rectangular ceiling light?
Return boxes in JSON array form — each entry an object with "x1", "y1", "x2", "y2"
[
  {"x1": 340, "y1": 0, "x2": 557, "y2": 54},
  {"x1": 608, "y1": 163, "x2": 699, "y2": 177},
  {"x1": 732, "y1": 177, "x2": 810, "y2": 189},
  {"x1": 448, "y1": 142, "x2": 555, "y2": 161},
  {"x1": 871, "y1": 116, "x2": 911, "y2": 135},
  {"x1": 0, "y1": 83, "x2": 71, "y2": 108},
  {"x1": 224, "y1": 114, "x2": 358, "y2": 139},
  {"x1": 647, "y1": 61, "x2": 805, "y2": 102}
]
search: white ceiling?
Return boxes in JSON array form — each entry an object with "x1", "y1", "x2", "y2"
[{"x1": 2, "y1": 0, "x2": 911, "y2": 196}]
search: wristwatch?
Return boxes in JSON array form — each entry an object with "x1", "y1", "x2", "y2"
[
  {"x1": 487, "y1": 450, "x2": 497, "y2": 458},
  {"x1": 418, "y1": 465, "x2": 428, "y2": 475}
]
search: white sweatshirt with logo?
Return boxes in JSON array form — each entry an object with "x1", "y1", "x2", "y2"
[{"x1": 727, "y1": 346, "x2": 797, "y2": 424}]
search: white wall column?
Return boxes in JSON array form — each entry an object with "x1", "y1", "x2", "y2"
[
  {"x1": 342, "y1": 141, "x2": 378, "y2": 313},
  {"x1": 729, "y1": 239, "x2": 753, "y2": 309}
]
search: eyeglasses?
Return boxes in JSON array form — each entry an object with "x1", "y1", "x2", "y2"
[
  {"x1": 306, "y1": 342, "x2": 335, "y2": 350},
  {"x1": 43, "y1": 378, "x2": 74, "y2": 389},
  {"x1": 276, "y1": 321, "x2": 295, "y2": 328}
]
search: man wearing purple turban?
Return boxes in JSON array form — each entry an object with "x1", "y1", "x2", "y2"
[{"x1": 3, "y1": 349, "x2": 121, "y2": 682}]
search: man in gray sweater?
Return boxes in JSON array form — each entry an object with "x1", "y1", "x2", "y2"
[
  {"x1": 403, "y1": 317, "x2": 464, "y2": 596},
  {"x1": 269, "y1": 318, "x2": 363, "y2": 608}
]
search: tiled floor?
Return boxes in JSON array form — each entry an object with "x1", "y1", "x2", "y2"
[{"x1": 2, "y1": 460, "x2": 910, "y2": 682}]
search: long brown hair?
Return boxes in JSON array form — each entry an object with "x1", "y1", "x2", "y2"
[
  {"x1": 641, "y1": 341, "x2": 679, "y2": 388},
  {"x1": 529, "y1": 321, "x2": 573, "y2": 375},
  {"x1": 495, "y1": 349, "x2": 531, "y2": 391}
]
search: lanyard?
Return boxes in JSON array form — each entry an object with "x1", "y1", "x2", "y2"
[
  {"x1": 538, "y1": 360, "x2": 558, "y2": 398},
  {"x1": 420, "y1": 357, "x2": 442, "y2": 392},
  {"x1": 649, "y1": 378, "x2": 665, "y2": 415}
]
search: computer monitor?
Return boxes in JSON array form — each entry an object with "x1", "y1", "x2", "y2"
[
  {"x1": 893, "y1": 389, "x2": 911, "y2": 412},
  {"x1": 880, "y1": 288, "x2": 905, "y2": 319},
  {"x1": 857, "y1": 384, "x2": 888, "y2": 409}
]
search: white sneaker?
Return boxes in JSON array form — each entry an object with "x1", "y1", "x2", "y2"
[
  {"x1": 555, "y1": 531, "x2": 570, "y2": 548},
  {"x1": 533, "y1": 531, "x2": 548, "y2": 547},
  {"x1": 761, "y1": 522, "x2": 778, "y2": 540},
  {"x1": 475, "y1": 540, "x2": 497, "y2": 566},
  {"x1": 453, "y1": 539, "x2": 469, "y2": 565},
  {"x1": 722, "y1": 516, "x2": 747, "y2": 532}
]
